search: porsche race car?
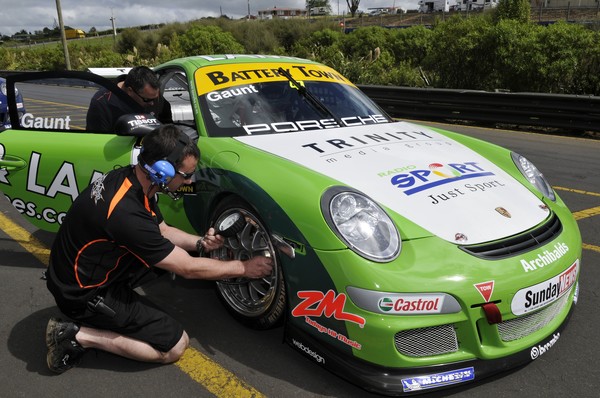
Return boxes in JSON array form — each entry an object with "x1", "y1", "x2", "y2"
[{"x1": 0, "y1": 55, "x2": 581, "y2": 395}]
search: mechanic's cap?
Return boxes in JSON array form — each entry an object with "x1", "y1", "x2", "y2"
[{"x1": 115, "y1": 114, "x2": 162, "y2": 137}]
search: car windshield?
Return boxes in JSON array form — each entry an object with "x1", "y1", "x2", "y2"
[{"x1": 196, "y1": 71, "x2": 392, "y2": 137}]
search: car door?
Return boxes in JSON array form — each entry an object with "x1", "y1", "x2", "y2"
[{"x1": 0, "y1": 71, "x2": 142, "y2": 232}]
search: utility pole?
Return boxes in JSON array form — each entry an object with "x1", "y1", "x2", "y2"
[
  {"x1": 110, "y1": 9, "x2": 117, "y2": 43},
  {"x1": 248, "y1": 0, "x2": 250, "y2": 19},
  {"x1": 55, "y1": 0, "x2": 71, "y2": 70}
]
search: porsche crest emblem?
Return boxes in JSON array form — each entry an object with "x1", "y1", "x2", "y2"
[{"x1": 495, "y1": 207, "x2": 511, "y2": 218}]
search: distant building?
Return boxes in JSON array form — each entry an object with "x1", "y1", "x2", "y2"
[{"x1": 258, "y1": 7, "x2": 308, "y2": 19}]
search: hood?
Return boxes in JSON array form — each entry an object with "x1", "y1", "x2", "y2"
[{"x1": 235, "y1": 121, "x2": 549, "y2": 245}]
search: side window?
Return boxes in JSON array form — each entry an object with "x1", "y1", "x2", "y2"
[
  {"x1": 160, "y1": 70, "x2": 194, "y2": 126},
  {"x1": 8, "y1": 71, "x2": 129, "y2": 134}
]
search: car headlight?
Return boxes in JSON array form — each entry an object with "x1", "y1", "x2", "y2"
[
  {"x1": 511, "y1": 152, "x2": 556, "y2": 202},
  {"x1": 322, "y1": 187, "x2": 400, "y2": 262},
  {"x1": 0, "y1": 82, "x2": 19, "y2": 97}
]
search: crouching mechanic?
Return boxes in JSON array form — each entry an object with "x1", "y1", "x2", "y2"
[{"x1": 45, "y1": 124, "x2": 273, "y2": 373}]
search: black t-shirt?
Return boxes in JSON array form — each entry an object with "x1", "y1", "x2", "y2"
[
  {"x1": 47, "y1": 166, "x2": 175, "y2": 307},
  {"x1": 86, "y1": 86, "x2": 173, "y2": 133}
]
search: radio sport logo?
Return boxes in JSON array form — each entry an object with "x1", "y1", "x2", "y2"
[{"x1": 390, "y1": 161, "x2": 495, "y2": 196}]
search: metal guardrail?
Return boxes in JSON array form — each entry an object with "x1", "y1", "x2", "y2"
[{"x1": 358, "y1": 85, "x2": 600, "y2": 132}]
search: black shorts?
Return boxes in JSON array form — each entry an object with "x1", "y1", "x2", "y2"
[{"x1": 59, "y1": 282, "x2": 184, "y2": 353}]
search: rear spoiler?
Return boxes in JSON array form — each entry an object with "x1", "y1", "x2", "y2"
[{"x1": 86, "y1": 67, "x2": 133, "y2": 80}]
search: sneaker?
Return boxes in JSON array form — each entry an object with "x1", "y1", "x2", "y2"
[{"x1": 46, "y1": 317, "x2": 86, "y2": 374}]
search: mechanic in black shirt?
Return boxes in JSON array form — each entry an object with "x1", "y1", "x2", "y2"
[
  {"x1": 86, "y1": 66, "x2": 173, "y2": 132},
  {"x1": 45, "y1": 124, "x2": 273, "y2": 374}
]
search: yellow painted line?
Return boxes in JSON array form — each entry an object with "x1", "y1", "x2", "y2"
[
  {"x1": 582, "y1": 243, "x2": 600, "y2": 254},
  {"x1": 554, "y1": 186, "x2": 600, "y2": 197},
  {"x1": 0, "y1": 210, "x2": 264, "y2": 397},
  {"x1": 175, "y1": 348, "x2": 266, "y2": 398},
  {"x1": 25, "y1": 98, "x2": 88, "y2": 110},
  {"x1": 0, "y1": 211, "x2": 49, "y2": 265},
  {"x1": 572, "y1": 206, "x2": 600, "y2": 221}
]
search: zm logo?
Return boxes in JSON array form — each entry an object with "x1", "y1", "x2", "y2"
[
  {"x1": 291, "y1": 290, "x2": 366, "y2": 327},
  {"x1": 390, "y1": 161, "x2": 495, "y2": 196}
]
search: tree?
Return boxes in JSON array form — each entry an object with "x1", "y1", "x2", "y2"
[
  {"x1": 346, "y1": 0, "x2": 360, "y2": 17},
  {"x1": 306, "y1": 0, "x2": 331, "y2": 15},
  {"x1": 494, "y1": 0, "x2": 531, "y2": 23}
]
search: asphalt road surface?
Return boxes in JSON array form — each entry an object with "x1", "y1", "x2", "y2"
[{"x1": 1, "y1": 123, "x2": 598, "y2": 397}]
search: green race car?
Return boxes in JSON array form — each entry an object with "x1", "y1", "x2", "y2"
[{"x1": 0, "y1": 55, "x2": 581, "y2": 395}]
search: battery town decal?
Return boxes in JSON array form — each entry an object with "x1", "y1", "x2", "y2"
[
  {"x1": 195, "y1": 63, "x2": 354, "y2": 95},
  {"x1": 511, "y1": 260, "x2": 579, "y2": 315},
  {"x1": 401, "y1": 367, "x2": 475, "y2": 392},
  {"x1": 291, "y1": 290, "x2": 366, "y2": 328}
]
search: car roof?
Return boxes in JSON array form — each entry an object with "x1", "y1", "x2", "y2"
[{"x1": 158, "y1": 54, "x2": 322, "y2": 70}]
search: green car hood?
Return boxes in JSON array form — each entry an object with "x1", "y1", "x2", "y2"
[{"x1": 235, "y1": 121, "x2": 548, "y2": 245}]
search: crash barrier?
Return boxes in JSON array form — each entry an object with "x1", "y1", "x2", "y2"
[{"x1": 358, "y1": 85, "x2": 600, "y2": 132}]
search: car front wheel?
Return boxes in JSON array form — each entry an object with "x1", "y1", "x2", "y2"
[{"x1": 209, "y1": 197, "x2": 286, "y2": 329}]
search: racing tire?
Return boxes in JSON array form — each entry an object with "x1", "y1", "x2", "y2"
[{"x1": 209, "y1": 197, "x2": 286, "y2": 330}]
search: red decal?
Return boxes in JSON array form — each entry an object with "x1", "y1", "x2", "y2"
[
  {"x1": 291, "y1": 290, "x2": 366, "y2": 327},
  {"x1": 474, "y1": 281, "x2": 494, "y2": 302}
]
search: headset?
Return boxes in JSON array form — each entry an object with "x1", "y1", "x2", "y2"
[{"x1": 139, "y1": 131, "x2": 190, "y2": 200}]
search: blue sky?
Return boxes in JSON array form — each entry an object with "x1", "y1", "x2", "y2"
[{"x1": 3, "y1": 0, "x2": 418, "y2": 36}]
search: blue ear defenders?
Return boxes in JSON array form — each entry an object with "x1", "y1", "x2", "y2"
[
  {"x1": 142, "y1": 159, "x2": 175, "y2": 186},
  {"x1": 139, "y1": 130, "x2": 190, "y2": 199}
]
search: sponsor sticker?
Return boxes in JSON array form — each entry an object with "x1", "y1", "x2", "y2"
[
  {"x1": 195, "y1": 62, "x2": 353, "y2": 94},
  {"x1": 291, "y1": 338, "x2": 325, "y2": 364},
  {"x1": 531, "y1": 333, "x2": 560, "y2": 360},
  {"x1": 520, "y1": 242, "x2": 569, "y2": 272},
  {"x1": 511, "y1": 260, "x2": 579, "y2": 315},
  {"x1": 474, "y1": 281, "x2": 494, "y2": 302},
  {"x1": 401, "y1": 367, "x2": 475, "y2": 392},
  {"x1": 377, "y1": 295, "x2": 445, "y2": 314},
  {"x1": 389, "y1": 161, "x2": 496, "y2": 196},
  {"x1": 291, "y1": 290, "x2": 366, "y2": 327}
]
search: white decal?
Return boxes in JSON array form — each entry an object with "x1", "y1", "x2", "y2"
[
  {"x1": 27, "y1": 152, "x2": 79, "y2": 201},
  {"x1": 531, "y1": 333, "x2": 560, "y2": 360},
  {"x1": 21, "y1": 113, "x2": 71, "y2": 130},
  {"x1": 0, "y1": 144, "x2": 8, "y2": 184},
  {"x1": 520, "y1": 242, "x2": 569, "y2": 272},
  {"x1": 511, "y1": 260, "x2": 578, "y2": 315}
]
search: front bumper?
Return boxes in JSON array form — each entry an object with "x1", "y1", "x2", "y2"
[{"x1": 284, "y1": 302, "x2": 575, "y2": 396}]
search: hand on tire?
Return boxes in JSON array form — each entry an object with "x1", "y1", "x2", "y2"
[{"x1": 243, "y1": 256, "x2": 273, "y2": 279}]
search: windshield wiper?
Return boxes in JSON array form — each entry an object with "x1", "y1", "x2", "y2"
[{"x1": 276, "y1": 67, "x2": 344, "y2": 127}]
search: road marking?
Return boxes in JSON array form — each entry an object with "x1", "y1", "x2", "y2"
[
  {"x1": 175, "y1": 348, "x2": 266, "y2": 398},
  {"x1": 0, "y1": 211, "x2": 49, "y2": 265},
  {"x1": 553, "y1": 187, "x2": 600, "y2": 221},
  {"x1": 572, "y1": 206, "x2": 600, "y2": 221},
  {"x1": 0, "y1": 210, "x2": 265, "y2": 397},
  {"x1": 554, "y1": 186, "x2": 600, "y2": 197}
]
